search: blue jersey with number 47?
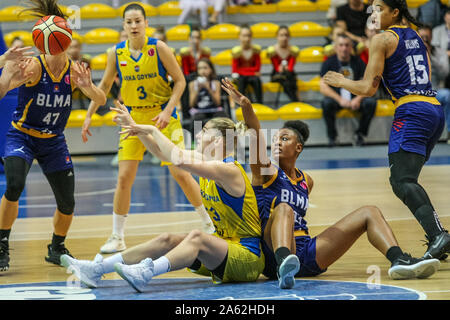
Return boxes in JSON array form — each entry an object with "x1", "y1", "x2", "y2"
[{"x1": 382, "y1": 25, "x2": 436, "y2": 100}]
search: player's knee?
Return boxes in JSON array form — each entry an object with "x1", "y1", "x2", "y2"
[
  {"x1": 361, "y1": 205, "x2": 383, "y2": 220},
  {"x1": 117, "y1": 174, "x2": 133, "y2": 190},
  {"x1": 4, "y1": 180, "x2": 26, "y2": 202},
  {"x1": 157, "y1": 232, "x2": 179, "y2": 248},
  {"x1": 56, "y1": 195, "x2": 75, "y2": 215},
  {"x1": 389, "y1": 177, "x2": 417, "y2": 202},
  {"x1": 186, "y1": 229, "x2": 204, "y2": 245}
]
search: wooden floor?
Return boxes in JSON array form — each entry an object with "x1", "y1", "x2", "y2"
[{"x1": 1, "y1": 165, "x2": 450, "y2": 299}]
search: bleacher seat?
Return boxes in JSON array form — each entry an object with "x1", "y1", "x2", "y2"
[
  {"x1": 4, "y1": 30, "x2": 34, "y2": 47},
  {"x1": 406, "y1": 0, "x2": 429, "y2": 8},
  {"x1": 72, "y1": 31, "x2": 83, "y2": 43},
  {"x1": 289, "y1": 21, "x2": 331, "y2": 37},
  {"x1": 251, "y1": 22, "x2": 279, "y2": 38},
  {"x1": 166, "y1": 24, "x2": 191, "y2": 41},
  {"x1": 67, "y1": 110, "x2": 103, "y2": 128},
  {"x1": 277, "y1": 102, "x2": 322, "y2": 120},
  {"x1": 157, "y1": 1, "x2": 182, "y2": 16},
  {"x1": 83, "y1": 28, "x2": 119, "y2": 44},
  {"x1": 80, "y1": 3, "x2": 117, "y2": 19},
  {"x1": 235, "y1": 103, "x2": 278, "y2": 121},
  {"x1": 277, "y1": 0, "x2": 318, "y2": 12},
  {"x1": 238, "y1": 4, "x2": 278, "y2": 14},
  {"x1": 211, "y1": 49, "x2": 232, "y2": 66},
  {"x1": 316, "y1": 0, "x2": 332, "y2": 11},
  {"x1": 90, "y1": 53, "x2": 108, "y2": 70},
  {"x1": 118, "y1": 2, "x2": 158, "y2": 18},
  {"x1": 102, "y1": 111, "x2": 118, "y2": 126},
  {"x1": 0, "y1": 5, "x2": 34, "y2": 22},
  {"x1": 260, "y1": 49, "x2": 272, "y2": 65},
  {"x1": 146, "y1": 27, "x2": 157, "y2": 37},
  {"x1": 206, "y1": 23, "x2": 241, "y2": 40},
  {"x1": 298, "y1": 46, "x2": 324, "y2": 63}
]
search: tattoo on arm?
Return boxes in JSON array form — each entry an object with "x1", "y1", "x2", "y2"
[{"x1": 372, "y1": 75, "x2": 381, "y2": 88}]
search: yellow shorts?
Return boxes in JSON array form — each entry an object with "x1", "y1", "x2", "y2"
[
  {"x1": 189, "y1": 239, "x2": 265, "y2": 283},
  {"x1": 118, "y1": 108, "x2": 185, "y2": 166}
]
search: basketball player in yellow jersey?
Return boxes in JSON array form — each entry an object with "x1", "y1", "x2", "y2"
[
  {"x1": 82, "y1": 3, "x2": 214, "y2": 254},
  {"x1": 60, "y1": 102, "x2": 265, "y2": 292}
]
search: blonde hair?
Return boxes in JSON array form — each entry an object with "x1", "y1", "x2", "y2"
[{"x1": 206, "y1": 117, "x2": 247, "y2": 154}]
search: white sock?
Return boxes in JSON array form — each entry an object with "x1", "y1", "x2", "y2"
[
  {"x1": 101, "y1": 253, "x2": 124, "y2": 274},
  {"x1": 195, "y1": 205, "x2": 212, "y2": 225},
  {"x1": 113, "y1": 212, "x2": 127, "y2": 238},
  {"x1": 152, "y1": 256, "x2": 171, "y2": 277}
]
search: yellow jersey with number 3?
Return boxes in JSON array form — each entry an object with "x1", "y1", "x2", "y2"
[
  {"x1": 199, "y1": 157, "x2": 262, "y2": 257},
  {"x1": 115, "y1": 37, "x2": 172, "y2": 109}
]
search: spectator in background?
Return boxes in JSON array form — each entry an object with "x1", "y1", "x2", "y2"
[
  {"x1": 180, "y1": 26, "x2": 212, "y2": 119},
  {"x1": 416, "y1": 0, "x2": 447, "y2": 29},
  {"x1": 231, "y1": 24, "x2": 263, "y2": 104},
  {"x1": 326, "y1": 0, "x2": 348, "y2": 24},
  {"x1": 178, "y1": 0, "x2": 209, "y2": 29},
  {"x1": 319, "y1": 33, "x2": 376, "y2": 147},
  {"x1": 66, "y1": 38, "x2": 92, "y2": 111},
  {"x1": 419, "y1": 25, "x2": 450, "y2": 143},
  {"x1": 267, "y1": 26, "x2": 300, "y2": 102},
  {"x1": 152, "y1": 26, "x2": 168, "y2": 43},
  {"x1": 9, "y1": 37, "x2": 25, "y2": 49},
  {"x1": 335, "y1": 0, "x2": 370, "y2": 45},
  {"x1": 431, "y1": 8, "x2": 450, "y2": 59},
  {"x1": 208, "y1": 0, "x2": 228, "y2": 25},
  {"x1": 188, "y1": 58, "x2": 226, "y2": 137}
]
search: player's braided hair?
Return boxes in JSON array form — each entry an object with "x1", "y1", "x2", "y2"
[
  {"x1": 383, "y1": 0, "x2": 423, "y2": 27},
  {"x1": 21, "y1": 0, "x2": 67, "y2": 19}
]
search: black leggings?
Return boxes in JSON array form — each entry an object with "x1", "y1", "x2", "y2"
[{"x1": 3, "y1": 156, "x2": 75, "y2": 214}]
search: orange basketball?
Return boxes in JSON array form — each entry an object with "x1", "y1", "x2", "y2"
[{"x1": 32, "y1": 15, "x2": 72, "y2": 55}]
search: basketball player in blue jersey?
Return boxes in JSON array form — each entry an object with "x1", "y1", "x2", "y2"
[
  {"x1": 59, "y1": 102, "x2": 265, "y2": 292},
  {"x1": 0, "y1": 0, "x2": 106, "y2": 272},
  {"x1": 221, "y1": 78, "x2": 440, "y2": 288},
  {"x1": 323, "y1": 0, "x2": 450, "y2": 260},
  {"x1": 81, "y1": 3, "x2": 215, "y2": 254}
]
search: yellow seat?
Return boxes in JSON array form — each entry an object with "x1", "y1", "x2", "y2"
[
  {"x1": 441, "y1": 0, "x2": 449, "y2": 5},
  {"x1": 289, "y1": 22, "x2": 331, "y2": 37},
  {"x1": 4, "y1": 31, "x2": 34, "y2": 47},
  {"x1": 260, "y1": 49, "x2": 271, "y2": 65},
  {"x1": 337, "y1": 109, "x2": 356, "y2": 118},
  {"x1": 84, "y1": 28, "x2": 119, "y2": 44},
  {"x1": 80, "y1": 3, "x2": 117, "y2": 19},
  {"x1": 304, "y1": 76, "x2": 320, "y2": 91},
  {"x1": 277, "y1": 0, "x2": 317, "y2": 12},
  {"x1": 251, "y1": 22, "x2": 279, "y2": 39},
  {"x1": 298, "y1": 46, "x2": 324, "y2": 63},
  {"x1": 146, "y1": 27, "x2": 157, "y2": 38},
  {"x1": 263, "y1": 82, "x2": 282, "y2": 93},
  {"x1": 278, "y1": 102, "x2": 323, "y2": 120},
  {"x1": 211, "y1": 49, "x2": 232, "y2": 66},
  {"x1": 316, "y1": 0, "x2": 331, "y2": 11},
  {"x1": 206, "y1": 23, "x2": 240, "y2": 40},
  {"x1": 406, "y1": 0, "x2": 428, "y2": 8},
  {"x1": 297, "y1": 79, "x2": 309, "y2": 92},
  {"x1": 90, "y1": 53, "x2": 107, "y2": 70},
  {"x1": 67, "y1": 110, "x2": 103, "y2": 128},
  {"x1": 71, "y1": 31, "x2": 83, "y2": 43},
  {"x1": 102, "y1": 111, "x2": 118, "y2": 126},
  {"x1": 0, "y1": 6, "x2": 34, "y2": 22},
  {"x1": 166, "y1": 24, "x2": 192, "y2": 41},
  {"x1": 157, "y1": 1, "x2": 182, "y2": 16},
  {"x1": 375, "y1": 99, "x2": 395, "y2": 117},
  {"x1": 118, "y1": 2, "x2": 157, "y2": 17},
  {"x1": 235, "y1": 103, "x2": 278, "y2": 121},
  {"x1": 238, "y1": 4, "x2": 277, "y2": 14}
]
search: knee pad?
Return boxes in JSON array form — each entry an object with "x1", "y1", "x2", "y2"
[
  {"x1": 56, "y1": 195, "x2": 75, "y2": 215},
  {"x1": 4, "y1": 181, "x2": 25, "y2": 202},
  {"x1": 389, "y1": 177, "x2": 419, "y2": 205},
  {"x1": 46, "y1": 169, "x2": 75, "y2": 215}
]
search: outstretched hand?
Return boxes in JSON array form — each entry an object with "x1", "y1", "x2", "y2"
[
  {"x1": 221, "y1": 77, "x2": 251, "y2": 106},
  {"x1": 3, "y1": 58, "x2": 34, "y2": 83},
  {"x1": 2, "y1": 46, "x2": 34, "y2": 64},
  {"x1": 71, "y1": 61, "x2": 93, "y2": 89}
]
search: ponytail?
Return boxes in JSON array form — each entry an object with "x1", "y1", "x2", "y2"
[{"x1": 21, "y1": 0, "x2": 67, "y2": 19}]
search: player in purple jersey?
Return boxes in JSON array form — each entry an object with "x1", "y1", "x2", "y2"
[
  {"x1": 221, "y1": 78, "x2": 440, "y2": 288},
  {"x1": 0, "y1": 0, "x2": 106, "y2": 272},
  {"x1": 323, "y1": 0, "x2": 450, "y2": 260}
]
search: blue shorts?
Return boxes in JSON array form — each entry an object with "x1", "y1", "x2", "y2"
[
  {"x1": 388, "y1": 102, "x2": 445, "y2": 161},
  {"x1": 262, "y1": 235, "x2": 327, "y2": 279},
  {"x1": 3, "y1": 127, "x2": 73, "y2": 174}
]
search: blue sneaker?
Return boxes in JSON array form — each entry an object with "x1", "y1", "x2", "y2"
[{"x1": 277, "y1": 254, "x2": 300, "y2": 289}]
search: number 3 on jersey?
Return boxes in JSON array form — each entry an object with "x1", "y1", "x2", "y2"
[
  {"x1": 137, "y1": 86, "x2": 147, "y2": 100},
  {"x1": 405, "y1": 54, "x2": 429, "y2": 85}
]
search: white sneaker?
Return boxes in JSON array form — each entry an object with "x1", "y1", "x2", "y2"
[
  {"x1": 202, "y1": 221, "x2": 216, "y2": 234},
  {"x1": 61, "y1": 254, "x2": 104, "y2": 288},
  {"x1": 100, "y1": 234, "x2": 126, "y2": 254},
  {"x1": 114, "y1": 258, "x2": 154, "y2": 293},
  {"x1": 278, "y1": 254, "x2": 300, "y2": 289}
]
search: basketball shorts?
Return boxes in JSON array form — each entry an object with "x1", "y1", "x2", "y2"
[
  {"x1": 118, "y1": 108, "x2": 185, "y2": 166},
  {"x1": 3, "y1": 127, "x2": 73, "y2": 174},
  {"x1": 189, "y1": 238, "x2": 265, "y2": 283},
  {"x1": 261, "y1": 235, "x2": 327, "y2": 279},
  {"x1": 388, "y1": 102, "x2": 445, "y2": 161}
]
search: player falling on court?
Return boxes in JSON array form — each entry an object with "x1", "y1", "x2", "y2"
[
  {"x1": 0, "y1": 0, "x2": 106, "y2": 272},
  {"x1": 323, "y1": 0, "x2": 450, "y2": 260},
  {"x1": 60, "y1": 101, "x2": 265, "y2": 292},
  {"x1": 81, "y1": 3, "x2": 214, "y2": 254},
  {"x1": 221, "y1": 78, "x2": 440, "y2": 288}
]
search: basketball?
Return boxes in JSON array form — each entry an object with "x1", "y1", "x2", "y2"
[{"x1": 32, "y1": 15, "x2": 72, "y2": 55}]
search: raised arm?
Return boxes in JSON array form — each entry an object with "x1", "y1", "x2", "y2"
[
  {"x1": 0, "y1": 46, "x2": 34, "y2": 69},
  {"x1": 323, "y1": 32, "x2": 395, "y2": 97},
  {"x1": 0, "y1": 58, "x2": 38, "y2": 99},
  {"x1": 71, "y1": 61, "x2": 106, "y2": 106}
]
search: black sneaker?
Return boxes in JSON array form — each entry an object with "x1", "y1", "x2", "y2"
[
  {"x1": 45, "y1": 244, "x2": 74, "y2": 266},
  {"x1": 423, "y1": 232, "x2": 450, "y2": 260},
  {"x1": 0, "y1": 241, "x2": 9, "y2": 272},
  {"x1": 388, "y1": 253, "x2": 440, "y2": 280}
]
